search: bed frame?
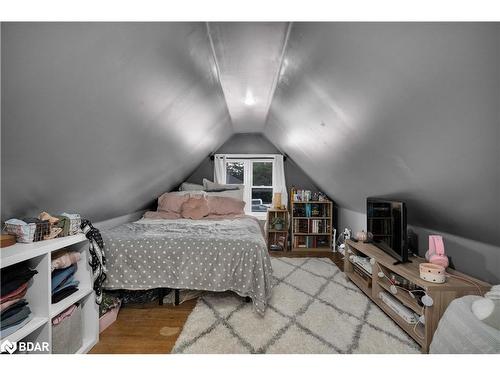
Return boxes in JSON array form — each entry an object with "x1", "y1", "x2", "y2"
[
  {"x1": 158, "y1": 288, "x2": 180, "y2": 306},
  {"x1": 157, "y1": 288, "x2": 251, "y2": 306}
]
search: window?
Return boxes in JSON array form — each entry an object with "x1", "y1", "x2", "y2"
[
  {"x1": 226, "y1": 162, "x2": 244, "y2": 184},
  {"x1": 221, "y1": 155, "x2": 275, "y2": 217},
  {"x1": 250, "y1": 161, "x2": 273, "y2": 213}
]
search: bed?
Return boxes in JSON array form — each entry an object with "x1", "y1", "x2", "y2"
[{"x1": 101, "y1": 216, "x2": 274, "y2": 314}]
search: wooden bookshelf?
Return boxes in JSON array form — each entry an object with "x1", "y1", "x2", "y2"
[
  {"x1": 266, "y1": 208, "x2": 288, "y2": 252},
  {"x1": 291, "y1": 199, "x2": 333, "y2": 252}
]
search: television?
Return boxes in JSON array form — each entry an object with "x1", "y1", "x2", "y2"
[{"x1": 366, "y1": 198, "x2": 408, "y2": 264}]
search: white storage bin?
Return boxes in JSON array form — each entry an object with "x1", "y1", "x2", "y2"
[{"x1": 52, "y1": 305, "x2": 83, "y2": 354}]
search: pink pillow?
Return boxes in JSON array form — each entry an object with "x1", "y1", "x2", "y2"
[
  {"x1": 207, "y1": 196, "x2": 245, "y2": 216},
  {"x1": 143, "y1": 210, "x2": 181, "y2": 220},
  {"x1": 180, "y1": 196, "x2": 209, "y2": 219},
  {"x1": 157, "y1": 192, "x2": 189, "y2": 213}
]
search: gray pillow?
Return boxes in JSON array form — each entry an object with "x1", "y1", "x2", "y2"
[
  {"x1": 203, "y1": 178, "x2": 241, "y2": 192},
  {"x1": 205, "y1": 189, "x2": 244, "y2": 201},
  {"x1": 179, "y1": 182, "x2": 204, "y2": 191}
]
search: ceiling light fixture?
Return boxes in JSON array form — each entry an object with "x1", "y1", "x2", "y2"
[{"x1": 244, "y1": 90, "x2": 256, "y2": 106}]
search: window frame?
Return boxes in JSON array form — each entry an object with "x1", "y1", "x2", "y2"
[{"x1": 217, "y1": 154, "x2": 276, "y2": 218}]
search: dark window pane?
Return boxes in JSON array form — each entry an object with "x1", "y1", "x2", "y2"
[
  {"x1": 252, "y1": 162, "x2": 272, "y2": 186},
  {"x1": 251, "y1": 188, "x2": 273, "y2": 212},
  {"x1": 226, "y1": 162, "x2": 244, "y2": 184}
]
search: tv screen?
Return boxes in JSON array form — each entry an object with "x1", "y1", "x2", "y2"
[{"x1": 367, "y1": 198, "x2": 408, "y2": 263}]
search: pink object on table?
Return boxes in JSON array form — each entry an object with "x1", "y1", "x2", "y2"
[{"x1": 426, "y1": 235, "x2": 449, "y2": 268}]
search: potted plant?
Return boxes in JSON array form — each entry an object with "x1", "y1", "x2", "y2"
[{"x1": 271, "y1": 217, "x2": 285, "y2": 231}]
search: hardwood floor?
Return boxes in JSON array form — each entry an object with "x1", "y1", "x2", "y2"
[
  {"x1": 89, "y1": 252, "x2": 344, "y2": 354},
  {"x1": 89, "y1": 299, "x2": 198, "y2": 354}
]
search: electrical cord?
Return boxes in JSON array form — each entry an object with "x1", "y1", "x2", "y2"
[
  {"x1": 374, "y1": 262, "x2": 426, "y2": 339},
  {"x1": 376, "y1": 263, "x2": 423, "y2": 296},
  {"x1": 375, "y1": 263, "x2": 483, "y2": 341},
  {"x1": 413, "y1": 305, "x2": 426, "y2": 340},
  {"x1": 445, "y1": 272, "x2": 483, "y2": 296}
]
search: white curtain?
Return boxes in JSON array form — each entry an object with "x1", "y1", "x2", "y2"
[
  {"x1": 273, "y1": 155, "x2": 288, "y2": 208},
  {"x1": 213, "y1": 155, "x2": 226, "y2": 184}
]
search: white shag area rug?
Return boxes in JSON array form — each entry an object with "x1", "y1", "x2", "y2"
[{"x1": 172, "y1": 257, "x2": 420, "y2": 354}]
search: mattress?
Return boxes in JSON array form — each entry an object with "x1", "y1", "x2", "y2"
[{"x1": 101, "y1": 217, "x2": 274, "y2": 314}]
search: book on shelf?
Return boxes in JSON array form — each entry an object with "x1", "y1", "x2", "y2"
[
  {"x1": 292, "y1": 218, "x2": 331, "y2": 234},
  {"x1": 292, "y1": 202, "x2": 330, "y2": 218},
  {"x1": 292, "y1": 235, "x2": 330, "y2": 248}
]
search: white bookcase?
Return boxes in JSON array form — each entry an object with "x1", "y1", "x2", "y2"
[{"x1": 1, "y1": 234, "x2": 99, "y2": 354}]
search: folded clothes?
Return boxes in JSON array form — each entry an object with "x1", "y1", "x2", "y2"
[
  {"x1": 52, "y1": 278, "x2": 79, "y2": 295},
  {"x1": 0, "y1": 314, "x2": 32, "y2": 339},
  {"x1": 1, "y1": 262, "x2": 36, "y2": 284},
  {"x1": 0, "y1": 283, "x2": 28, "y2": 304},
  {"x1": 52, "y1": 304, "x2": 78, "y2": 326},
  {"x1": 51, "y1": 250, "x2": 81, "y2": 271},
  {"x1": 1, "y1": 300, "x2": 28, "y2": 320},
  {"x1": 1, "y1": 270, "x2": 37, "y2": 296},
  {"x1": 51, "y1": 264, "x2": 77, "y2": 292},
  {"x1": 0, "y1": 297, "x2": 25, "y2": 312},
  {"x1": 1, "y1": 305, "x2": 31, "y2": 328},
  {"x1": 52, "y1": 286, "x2": 78, "y2": 304}
]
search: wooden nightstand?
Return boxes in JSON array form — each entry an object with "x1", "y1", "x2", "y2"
[{"x1": 266, "y1": 208, "x2": 288, "y2": 252}]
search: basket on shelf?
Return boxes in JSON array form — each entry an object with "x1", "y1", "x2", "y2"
[
  {"x1": 4, "y1": 212, "x2": 81, "y2": 244},
  {"x1": 4, "y1": 220, "x2": 51, "y2": 243},
  {"x1": 69, "y1": 217, "x2": 81, "y2": 235},
  {"x1": 61, "y1": 215, "x2": 81, "y2": 237}
]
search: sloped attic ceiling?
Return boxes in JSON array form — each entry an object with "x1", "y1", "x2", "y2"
[
  {"x1": 264, "y1": 23, "x2": 500, "y2": 246},
  {"x1": 207, "y1": 22, "x2": 290, "y2": 132},
  {"x1": 1, "y1": 22, "x2": 499, "y2": 251},
  {"x1": 1, "y1": 23, "x2": 232, "y2": 222}
]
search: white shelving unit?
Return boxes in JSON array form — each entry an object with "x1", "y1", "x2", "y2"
[{"x1": 1, "y1": 234, "x2": 99, "y2": 354}]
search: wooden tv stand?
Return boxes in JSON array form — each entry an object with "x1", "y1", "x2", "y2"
[{"x1": 344, "y1": 239, "x2": 490, "y2": 353}]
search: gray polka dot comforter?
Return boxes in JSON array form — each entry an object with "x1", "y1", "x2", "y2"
[{"x1": 101, "y1": 217, "x2": 274, "y2": 314}]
